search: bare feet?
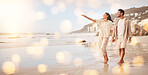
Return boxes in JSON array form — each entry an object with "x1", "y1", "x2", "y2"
[
  {"x1": 117, "y1": 60, "x2": 124, "y2": 65},
  {"x1": 100, "y1": 58, "x2": 109, "y2": 64},
  {"x1": 117, "y1": 62, "x2": 122, "y2": 65}
]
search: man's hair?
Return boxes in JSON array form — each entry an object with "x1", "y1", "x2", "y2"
[{"x1": 118, "y1": 9, "x2": 124, "y2": 16}]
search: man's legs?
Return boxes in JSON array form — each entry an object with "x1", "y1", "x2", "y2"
[
  {"x1": 119, "y1": 48, "x2": 121, "y2": 56},
  {"x1": 117, "y1": 38, "x2": 127, "y2": 65},
  {"x1": 118, "y1": 48, "x2": 125, "y2": 64},
  {"x1": 119, "y1": 48, "x2": 124, "y2": 63}
]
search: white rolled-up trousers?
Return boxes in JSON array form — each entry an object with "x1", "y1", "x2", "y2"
[{"x1": 98, "y1": 36, "x2": 109, "y2": 55}]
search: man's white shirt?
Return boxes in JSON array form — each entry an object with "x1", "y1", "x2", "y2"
[{"x1": 117, "y1": 18, "x2": 125, "y2": 38}]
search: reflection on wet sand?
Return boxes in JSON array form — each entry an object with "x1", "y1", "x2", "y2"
[
  {"x1": 0, "y1": 34, "x2": 148, "y2": 75},
  {"x1": 81, "y1": 36, "x2": 148, "y2": 75},
  {"x1": 112, "y1": 62, "x2": 130, "y2": 75},
  {"x1": 103, "y1": 63, "x2": 109, "y2": 72}
]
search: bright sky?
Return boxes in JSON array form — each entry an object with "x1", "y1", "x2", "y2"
[{"x1": 0, "y1": 0, "x2": 147, "y2": 33}]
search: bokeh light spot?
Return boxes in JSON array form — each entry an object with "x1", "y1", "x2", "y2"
[
  {"x1": 2, "y1": 61, "x2": 16, "y2": 75},
  {"x1": 60, "y1": 20, "x2": 72, "y2": 33},
  {"x1": 37, "y1": 64, "x2": 47, "y2": 73}
]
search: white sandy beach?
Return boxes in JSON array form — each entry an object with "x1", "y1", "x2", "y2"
[{"x1": 0, "y1": 33, "x2": 148, "y2": 75}]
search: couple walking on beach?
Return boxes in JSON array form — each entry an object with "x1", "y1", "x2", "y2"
[{"x1": 81, "y1": 9, "x2": 132, "y2": 65}]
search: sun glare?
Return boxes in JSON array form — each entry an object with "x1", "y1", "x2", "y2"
[{"x1": 0, "y1": 0, "x2": 35, "y2": 33}]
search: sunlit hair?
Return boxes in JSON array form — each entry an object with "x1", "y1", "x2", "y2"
[{"x1": 105, "y1": 12, "x2": 113, "y2": 22}]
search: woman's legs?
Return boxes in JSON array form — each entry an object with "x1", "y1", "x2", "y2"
[
  {"x1": 98, "y1": 36, "x2": 103, "y2": 48},
  {"x1": 100, "y1": 37, "x2": 109, "y2": 63}
]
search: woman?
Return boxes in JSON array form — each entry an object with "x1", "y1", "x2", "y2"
[{"x1": 81, "y1": 13, "x2": 113, "y2": 63}]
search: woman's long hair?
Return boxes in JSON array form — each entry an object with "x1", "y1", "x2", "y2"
[{"x1": 105, "y1": 12, "x2": 113, "y2": 22}]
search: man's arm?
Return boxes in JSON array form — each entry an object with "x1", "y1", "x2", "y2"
[
  {"x1": 112, "y1": 25, "x2": 115, "y2": 42},
  {"x1": 128, "y1": 20, "x2": 132, "y2": 43},
  {"x1": 81, "y1": 14, "x2": 96, "y2": 22}
]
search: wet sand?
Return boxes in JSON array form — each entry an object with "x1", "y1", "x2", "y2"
[{"x1": 0, "y1": 33, "x2": 148, "y2": 75}]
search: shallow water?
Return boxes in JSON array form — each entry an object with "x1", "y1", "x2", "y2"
[{"x1": 0, "y1": 33, "x2": 148, "y2": 75}]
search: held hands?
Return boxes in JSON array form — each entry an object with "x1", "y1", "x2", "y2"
[
  {"x1": 129, "y1": 37, "x2": 132, "y2": 43},
  {"x1": 112, "y1": 37, "x2": 115, "y2": 42}
]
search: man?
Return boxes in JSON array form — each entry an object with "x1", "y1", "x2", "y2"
[{"x1": 112, "y1": 9, "x2": 132, "y2": 65}]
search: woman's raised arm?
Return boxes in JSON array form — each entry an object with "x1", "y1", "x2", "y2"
[{"x1": 81, "y1": 14, "x2": 96, "y2": 22}]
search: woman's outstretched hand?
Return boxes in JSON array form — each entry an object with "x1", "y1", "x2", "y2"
[{"x1": 81, "y1": 14, "x2": 86, "y2": 17}]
